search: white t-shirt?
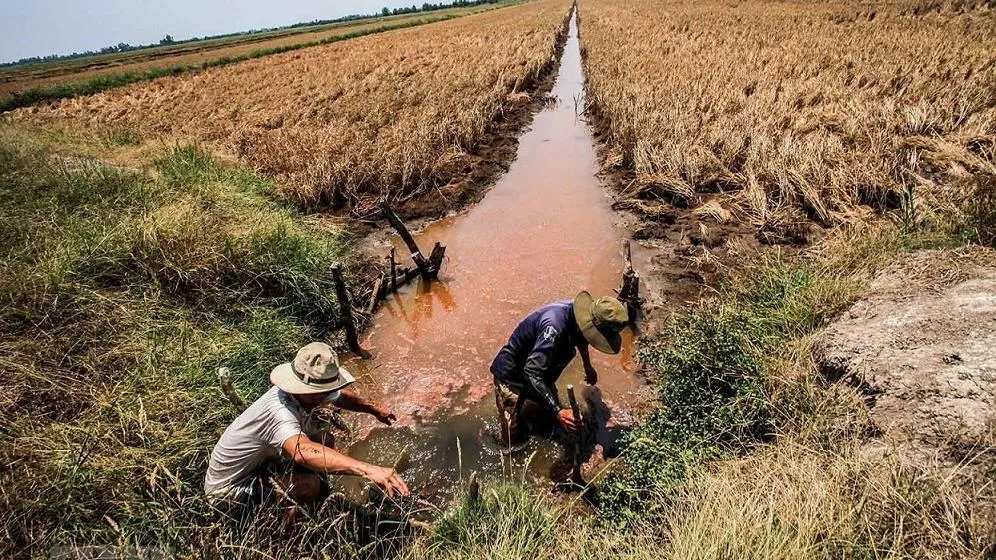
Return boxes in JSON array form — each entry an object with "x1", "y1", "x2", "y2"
[{"x1": 204, "y1": 386, "x2": 340, "y2": 497}]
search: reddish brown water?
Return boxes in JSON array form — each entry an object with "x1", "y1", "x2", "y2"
[{"x1": 339, "y1": 10, "x2": 652, "y2": 500}]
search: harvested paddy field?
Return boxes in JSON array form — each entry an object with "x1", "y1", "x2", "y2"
[
  {"x1": 20, "y1": 0, "x2": 572, "y2": 214},
  {"x1": 579, "y1": 0, "x2": 996, "y2": 242},
  {"x1": 5, "y1": 0, "x2": 996, "y2": 558},
  {"x1": 0, "y1": 4, "x2": 503, "y2": 110}
]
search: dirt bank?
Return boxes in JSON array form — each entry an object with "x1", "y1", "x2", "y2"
[{"x1": 814, "y1": 246, "x2": 996, "y2": 464}]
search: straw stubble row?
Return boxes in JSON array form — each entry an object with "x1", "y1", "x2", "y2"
[{"x1": 579, "y1": 0, "x2": 996, "y2": 231}]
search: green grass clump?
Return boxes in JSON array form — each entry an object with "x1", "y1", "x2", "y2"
[
  {"x1": 0, "y1": 126, "x2": 358, "y2": 556},
  {"x1": 412, "y1": 483, "x2": 561, "y2": 560},
  {"x1": 595, "y1": 257, "x2": 861, "y2": 519}
]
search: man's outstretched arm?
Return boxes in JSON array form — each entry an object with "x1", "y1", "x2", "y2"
[
  {"x1": 335, "y1": 388, "x2": 397, "y2": 425},
  {"x1": 282, "y1": 434, "x2": 409, "y2": 497},
  {"x1": 577, "y1": 342, "x2": 598, "y2": 385}
]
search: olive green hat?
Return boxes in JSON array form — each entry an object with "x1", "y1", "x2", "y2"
[{"x1": 573, "y1": 291, "x2": 629, "y2": 354}]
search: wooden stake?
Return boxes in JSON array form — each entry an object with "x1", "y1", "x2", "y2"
[
  {"x1": 619, "y1": 239, "x2": 640, "y2": 320},
  {"x1": 217, "y1": 367, "x2": 246, "y2": 409},
  {"x1": 330, "y1": 263, "x2": 368, "y2": 358},
  {"x1": 566, "y1": 384, "x2": 584, "y2": 485},
  {"x1": 389, "y1": 247, "x2": 398, "y2": 292},
  {"x1": 381, "y1": 199, "x2": 433, "y2": 281},
  {"x1": 467, "y1": 471, "x2": 480, "y2": 504},
  {"x1": 428, "y1": 241, "x2": 446, "y2": 276},
  {"x1": 367, "y1": 273, "x2": 385, "y2": 315}
]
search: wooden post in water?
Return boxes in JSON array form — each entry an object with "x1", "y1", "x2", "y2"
[
  {"x1": 566, "y1": 384, "x2": 584, "y2": 486},
  {"x1": 389, "y1": 247, "x2": 398, "y2": 293},
  {"x1": 381, "y1": 199, "x2": 433, "y2": 281},
  {"x1": 428, "y1": 241, "x2": 446, "y2": 275},
  {"x1": 618, "y1": 239, "x2": 640, "y2": 321},
  {"x1": 467, "y1": 471, "x2": 480, "y2": 504},
  {"x1": 330, "y1": 263, "x2": 368, "y2": 357},
  {"x1": 367, "y1": 273, "x2": 385, "y2": 315}
]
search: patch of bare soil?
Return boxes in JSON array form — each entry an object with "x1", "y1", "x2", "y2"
[{"x1": 813, "y1": 246, "x2": 996, "y2": 465}]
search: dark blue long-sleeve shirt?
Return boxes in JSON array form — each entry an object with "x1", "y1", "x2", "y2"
[{"x1": 490, "y1": 301, "x2": 579, "y2": 414}]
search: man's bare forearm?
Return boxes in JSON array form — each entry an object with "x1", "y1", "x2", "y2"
[
  {"x1": 578, "y1": 343, "x2": 593, "y2": 368},
  {"x1": 289, "y1": 437, "x2": 375, "y2": 477}
]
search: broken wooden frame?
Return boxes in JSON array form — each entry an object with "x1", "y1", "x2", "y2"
[{"x1": 365, "y1": 199, "x2": 447, "y2": 316}]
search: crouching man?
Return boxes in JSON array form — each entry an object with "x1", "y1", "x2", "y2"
[
  {"x1": 204, "y1": 342, "x2": 409, "y2": 512},
  {"x1": 490, "y1": 291, "x2": 628, "y2": 450}
]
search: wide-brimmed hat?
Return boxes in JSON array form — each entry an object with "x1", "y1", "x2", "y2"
[
  {"x1": 270, "y1": 342, "x2": 355, "y2": 395},
  {"x1": 573, "y1": 291, "x2": 629, "y2": 354}
]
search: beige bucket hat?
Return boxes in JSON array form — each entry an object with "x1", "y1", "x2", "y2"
[
  {"x1": 270, "y1": 342, "x2": 355, "y2": 395},
  {"x1": 573, "y1": 291, "x2": 629, "y2": 354}
]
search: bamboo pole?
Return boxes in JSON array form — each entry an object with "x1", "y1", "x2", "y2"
[
  {"x1": 367, "y1": 273, "x2": 385, "y2": 315},
  {"x1": 566, "y1": 384, "x2": 584, "y2": 485},
  {"x1": 619, "y1": 239, "x2": 640, "y2": 320}
]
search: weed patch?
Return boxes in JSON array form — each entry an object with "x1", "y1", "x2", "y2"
[{"x1": 0, "y1": 126, "x2": 358, "y2": 556}]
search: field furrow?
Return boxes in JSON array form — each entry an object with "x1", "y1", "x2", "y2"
[
  {"x1": 19, "y1": 0, "x2": 572, "y2": 211},
  {"x1": 579, "y1": 0, "x2": 996, "y2": 231}
]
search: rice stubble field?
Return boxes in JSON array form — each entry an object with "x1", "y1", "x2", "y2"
[
  {"x1": 19, "y1": 0, "x2": 574, "y2": 216},
  {"x1": 579, "y1": 0, "x2": 996, "y2": 245}
]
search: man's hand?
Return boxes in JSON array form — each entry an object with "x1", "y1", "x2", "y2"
[
  {"x1": 362, "y1": 465, "x2": 410, "y2": 498},
  {"x1": 557, "y1": 408, "x2": 581, "y2": 433},
  {"x1": 373, "y1": 407, "x2": 397, "y2": 426},
  {"x1": 584, "y1": 364, "x2": 598, "y2": 386}
]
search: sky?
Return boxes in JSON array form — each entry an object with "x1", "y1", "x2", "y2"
[{"x1": 0, "y1": 0, "x2": 427, "y2": 63}]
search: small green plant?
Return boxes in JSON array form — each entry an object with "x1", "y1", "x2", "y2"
[
  {"x1": 961, "y1": 174, "x2": 996, "y2": 247},
  {"x1": 890, "y1": 175, "x2": 925, "y2": 233}
]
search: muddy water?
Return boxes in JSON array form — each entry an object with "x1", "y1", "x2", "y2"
[{"x1": 339, "y1": 10, "x2": 652, "y2": 502}]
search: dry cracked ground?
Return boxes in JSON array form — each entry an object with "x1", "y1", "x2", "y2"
[{"x1": 815, "y1": 247, "x2": 996, "y2": 466}]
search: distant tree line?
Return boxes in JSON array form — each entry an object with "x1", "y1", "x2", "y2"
[
  {"x1": 381, "y1": 0, "x2": 500, "y2": 17},
  {"x1": 1, "y1": 0, "x2": 504, "y2": 68}
]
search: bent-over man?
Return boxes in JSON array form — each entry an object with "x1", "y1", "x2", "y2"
[
  {"x1": 490, "y1": 290, "x2": 628, "y2": 448},
  {"x1": 205, "y1": 342, "x2": 409, "y2": 511}
]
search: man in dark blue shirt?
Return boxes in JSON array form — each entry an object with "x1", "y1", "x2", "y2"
[{"x1": 490, "y1": 290, "x2": 629, "y2": 447}]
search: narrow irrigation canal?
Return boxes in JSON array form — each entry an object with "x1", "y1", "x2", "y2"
[{"x1": 340, "y1": 9, "x2": 651, "y2": 502}]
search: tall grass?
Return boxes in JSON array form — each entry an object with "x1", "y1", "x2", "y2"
[{"x1": 0, "y1": 124, "x2": 367, "y2": 556}]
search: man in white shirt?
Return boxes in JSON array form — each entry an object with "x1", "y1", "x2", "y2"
[{"x1": 205, "y1": 342, "x2": 409, "y2": 510}]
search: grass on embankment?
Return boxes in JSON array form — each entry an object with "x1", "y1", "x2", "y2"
[
  {"x1": 0, "y1": 123, "x2": 370, "y2": 556},
  {"x1": 410, "y1": 183, "x2": 996, "y2": 558},
  {"x1": 0, "y1": 14, "x2": 462, "y2": 114}
]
